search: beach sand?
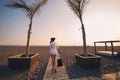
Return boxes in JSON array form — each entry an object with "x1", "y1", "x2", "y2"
[{"x1": 0, "y1": 46, "x2": 120, "y2": 80}]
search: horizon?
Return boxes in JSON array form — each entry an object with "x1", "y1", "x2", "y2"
[{"x1": 0, "y1": 44, "x2": 120, "y2": 46}]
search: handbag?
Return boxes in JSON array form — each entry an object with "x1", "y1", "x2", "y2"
[
  {"x1": 57, "y1": 58, "x2": 63, "y2": 67},
  {"x1": 57, "y1": 50, "x2": 63, "y2": 67}
]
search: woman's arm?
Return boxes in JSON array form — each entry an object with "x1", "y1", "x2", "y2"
[{"x1": 57, "y1": 49, "x2": 60, "y2": 54}]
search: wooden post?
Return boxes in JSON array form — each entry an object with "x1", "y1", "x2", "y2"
[
  {"x1": 111, "y1": 42, "x2": 114, "y2": 56},
  {"x1": 94, "y1": 42, "x2": 96, "y2": 54},
  {"x1": 105, "y1": 42, "x2": 107, "y2": 51}
]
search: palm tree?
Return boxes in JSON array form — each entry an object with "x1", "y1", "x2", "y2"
[
  {"x1": 66, "y1": 0, "x2": 89, "y2": 56},
  {"x1": 5, "y1": 0, "x2": 47, "y2": 57}
]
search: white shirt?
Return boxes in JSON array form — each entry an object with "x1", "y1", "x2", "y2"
[{"x1": 49, "y1": 42, "x2": 59, "y2": 55}]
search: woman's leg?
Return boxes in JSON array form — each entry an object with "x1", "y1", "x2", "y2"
[
  {"x1": 53, "y1": 55, "x2": 57, "y2": 70},
  {"x1": 50, "y1": 55, "x2": 54, "y2": 69}
]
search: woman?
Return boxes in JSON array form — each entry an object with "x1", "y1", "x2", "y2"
[{"x1": 49, "y1": 37, "x2": 59, "y2": 72}]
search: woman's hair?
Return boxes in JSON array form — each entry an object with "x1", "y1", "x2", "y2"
[{"x1": 50, "y1": 37, "x2": 55, "y2": 43}]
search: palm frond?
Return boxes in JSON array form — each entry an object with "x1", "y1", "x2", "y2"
[
  {"x1": 80, "y1": 0, "x2": 89, "y2": 14},
  {"x1": 5, "y1": 0, "x2": 47, "y2": 19},
  {"x1": 67, "y1": 0, "x2": 89, "y2": 17},
  {"x1": 29, "y1": 0, "x2": 47, "y2": 18},
  {"x1": 5, "y1": 0, "x2": 29, "y2": 10},
  {"x1": 5, "y1": 0, "x2": 31, "y2": 16},
  {"x1": 67, "y1": 0, "x2": 80, "y2": 17}
]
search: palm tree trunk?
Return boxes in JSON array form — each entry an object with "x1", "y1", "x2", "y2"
[
  {"x1": 79, "y1": 15, "x2": 87, "y2": 56},
  {"x1": 26, "y1": 18, "x2": 32, "y2": 57}
]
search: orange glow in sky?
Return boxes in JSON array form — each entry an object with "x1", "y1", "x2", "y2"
[{"x1": 0, "y1": 0, "x2": 120, "y2": 46}]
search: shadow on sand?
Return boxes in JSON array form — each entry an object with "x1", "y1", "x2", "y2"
[
  {"x1": 101, "y1": 56, "x2": 120, "y2": 74},
  {"x1": 65, "y1": 63, "x2": 102, "y2": 79},
  {"x1": 0, "y1": 65, "x2": 25, "y2": 78}
]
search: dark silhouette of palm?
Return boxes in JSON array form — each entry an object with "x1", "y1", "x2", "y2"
[
  {"x1": 66, "y1": 0, "x2": 89, "y2": 56},
  {"x1": 5, "y1": 0, "x2": 47, "y2": 57}
]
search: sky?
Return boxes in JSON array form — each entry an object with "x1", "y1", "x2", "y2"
[{"x1": 0, "y1": 0, "x2": 120, "y2": 46}]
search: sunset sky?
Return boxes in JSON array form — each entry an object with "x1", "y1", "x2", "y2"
[{"x1": 0, "y1": 0, "x2": 120, "y2": 46}]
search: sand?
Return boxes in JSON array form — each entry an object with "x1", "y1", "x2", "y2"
[{"x1": 0, "y1": 46, "x2": 120, "y2": 80}]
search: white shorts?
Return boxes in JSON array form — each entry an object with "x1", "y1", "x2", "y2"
[{"x1": 49, "y1": 49, "x2": 58, "y2": 55}]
